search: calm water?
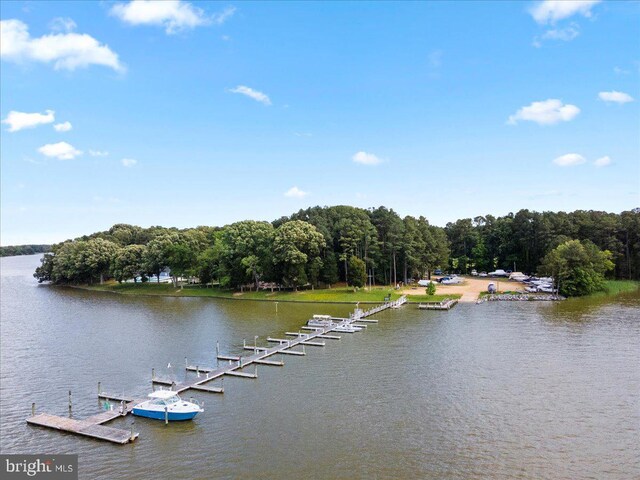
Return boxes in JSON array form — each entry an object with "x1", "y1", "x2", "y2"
[{"x1": 1, "y1": 254, "x2": 639, "y2": 479}]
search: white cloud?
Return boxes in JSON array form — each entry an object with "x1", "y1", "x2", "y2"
[
  {"x1": 508, "y1": 99, "x2": 580, "y2": 125},
  {"x1": 352, "y1": 151, "x2": 383, "y2": 166},
  {"x1": 121, "y1": 158, "x2": 137, "y2": 167},
  {"x1": 284, "y1": 186, "x2": 308, "y2": 198},
  {"x1": 613, "y1": 66, "x2": 629, "y2": 75},
  {"x1": 2, "y1": 109, "x2": 54, "y2": 132},
  {"x1": 553, "y1": 153, "x2": 586, "y2": 167},
  {"x1": 212, "y1": 6, "x2": 236, "y2": 25},
  {"x1": 0, "y1": 19, "x2": 124, "y2": 72},
  {"x1": 533, "y1": 24, "x2": 580, "y2": 47},
  {"x1": 49, "y1": 17, "x2": 77, "y2": 33},
  {"x1": 598, "y1": 91, "x2": 634, "y2": 104},
  {"x1": 89, "y1": 150, "x2": 109, "y2": 157},
  {"x1": 594, "y1": 156, "x2": 611, "y2": 167},
  {"x1": 229, "y1": 85, "x2": 272, "y2": 105},
  {"x1": 38, "y1": 141, "x2": 82, "y2": 160},
  {"x1": 111, "y1": 0, "x2": 211, "y2": 34},
  {"x1": 530, "y1": 0, "x2": 600, "y2": 24},
  {"x1": 53, "y1": 121, "x2": 72, "y2": 132}
]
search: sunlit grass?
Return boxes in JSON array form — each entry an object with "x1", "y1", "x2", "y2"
[{"x1": 81, "y1": 282, "x2": 460, "y2": 303}]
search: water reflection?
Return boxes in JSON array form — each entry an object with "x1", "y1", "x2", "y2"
[{"x1": 2, "y1": 255, "x2": 639, "y2": 480}]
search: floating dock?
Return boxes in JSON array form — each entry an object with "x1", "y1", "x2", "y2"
[
  {"x1": 418, "y1": 298, "x2": 458, "y2": 310},
  {"x1": 26, "y1": 296, "x2": 407, "y2": 444}
]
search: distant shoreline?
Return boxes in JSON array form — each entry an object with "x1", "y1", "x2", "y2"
[{"x1": 65, "y1": 278, "x2": 639, "y2": 305}]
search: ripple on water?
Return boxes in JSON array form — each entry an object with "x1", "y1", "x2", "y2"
[{"x1": 1, "y1": 255, "x2": 639, "y2": 479}]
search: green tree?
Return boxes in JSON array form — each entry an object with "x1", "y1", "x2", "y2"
[
  {"x1": 347, "y1": 256, "x2": 366, "y2": 288},
  {"x1": 273, "y1": 220, "x2": 325, "y2": 290},
  {"x1": 321, "y1": 250, "x2": 339, "y2": 287},
  {"x1": 111, "y1": 244, "x2": 146, "y2": 283},
  {"x1": 541, "y1": 239, "x2": 614, "y2": 296},
  {"x1": 218, "y1": 221, "x2": 274, "y2": 289},
  {"x1": 143, "y1": 233, "x2": 179, "y2": 282}
]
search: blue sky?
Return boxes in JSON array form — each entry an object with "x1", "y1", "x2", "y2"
[{"x1": 1, "y1": 0, "x2": 639, "y2": 244}]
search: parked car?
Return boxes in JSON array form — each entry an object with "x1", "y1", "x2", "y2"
[
  {"x1": 488, "y1": 269, "x2": 508, "y2": 277},
  {"x1": 471, "y1": 269, "x2": 478, "y2": 276},
  {"x1": 479, "y1": 272, "x2": 488, "y2": 277}
]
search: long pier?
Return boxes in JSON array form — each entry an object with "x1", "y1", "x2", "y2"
[{"x1": 26, "y1": 296, "x2": 407, "y2": 444}]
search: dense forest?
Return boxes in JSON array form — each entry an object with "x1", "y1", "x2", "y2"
[
  {"x1": 32, "y1": 206, "x2": 640, "y2": 295},
  {"x1": 0, "y1": 244, "x2": 50, "y2": 257}
]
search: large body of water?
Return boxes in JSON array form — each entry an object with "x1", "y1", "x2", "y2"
[{"x1": 1, "y1": 254, "x2": 639, "y2": 479}]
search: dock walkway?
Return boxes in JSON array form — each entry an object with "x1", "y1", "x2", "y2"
[
  {"x1": 418, "y1": 297, "x2": 458, "y2": 310},
  {"x1": 27, "y1": 296, "x2": 407, "y2": 444}
]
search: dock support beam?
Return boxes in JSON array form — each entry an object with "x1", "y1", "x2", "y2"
[
  {"x1": 68, "y1": 391, "x2": 72, "y2": 417},
  {"x1": 98, "y1": 382, "x2": 101, "y2": 396},
  {"x1": 32, "y1": 402, "x2": 35, "y2": 417},
  {"x1": 164, "y1": 406, "x2": 168, "y2": 425}
]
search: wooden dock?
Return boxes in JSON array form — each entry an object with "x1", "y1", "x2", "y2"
[
  {"x1": 26, "y1": 295, "x2": 407, "y2": 444},
  {"x1": 418, "y1": 297, "x2": 458, "y2": 310}
]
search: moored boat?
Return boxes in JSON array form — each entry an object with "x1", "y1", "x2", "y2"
[
  {"x1": 132, "y1": 390, "x2": 203, "y2": 421},
  {"x1": 307, "y1": 314, "x2": 336, "y2": 328}
]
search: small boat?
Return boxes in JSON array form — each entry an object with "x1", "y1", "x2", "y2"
[
  {"x1": 132, "y1": 390, "x2": 203, "y2": 421},
  {"x1": 307, "y1": 315, "x2": 336, "y2": 328},
  {"x1": 333, "y1": 324, "x2": 362, "y2": 333}
]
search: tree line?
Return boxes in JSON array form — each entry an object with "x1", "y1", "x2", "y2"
[
  {"x1": 1, "y1": 244, "x2": 50, "y2": 257},
  {"x1": 445, "y1": 208, "x2": 640, "y2": 281},
  {"x1": 32, "y1": 206, "x2": 639, "y2": 296}
]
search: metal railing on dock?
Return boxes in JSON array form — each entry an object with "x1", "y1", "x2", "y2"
[{"x1": 26, "y1": 295, "x2": 408, "y2": 444}]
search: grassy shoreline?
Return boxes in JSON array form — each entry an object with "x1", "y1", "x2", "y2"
[{"x1": 73, "y1": 282, "x2": 460, "y2": 304}]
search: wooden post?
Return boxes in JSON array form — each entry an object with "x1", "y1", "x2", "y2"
[
  {"x1": 185, "y1": 357, "x2": 188, "y2": 368},
  {"x1": 152, "y1": 368, "x2": 156, "y2": 380},
  {"x1": 254, "y1": 365, "x2": 258, "y2": 378},
  {"x1": 275, "y1": 302, "x2": 278, "y2": 313},
  {"x1": 196, "y1": 366, "x2": 200, "y2": 377},
  {"x1": 68, "y1": 390, "x2": 72, "y2": 416},
  {"x1": 130, "y1": 422, "x2": 135, "y2": 442},
  {"x1": 164, "y1": 406, "x2": 168, "y2": 425},
  {"x1": 243, "y1": 338, "x2": 246, "y2": 348},
  {"x1": 31, "y1": 402, "x2": 35, "y2": 417},
  {"x1": 98, "y1": 382, "x2": 101, "y2": 396},
  {"x1": 216, "y1": 341, "x2": 219, "y2": 356},
  {"x1": 171, "y1": 381, "x2": 176, "y2": 391}
]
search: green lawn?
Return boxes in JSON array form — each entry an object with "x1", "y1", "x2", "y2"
[
  {"x1": 80, "y1": 282, "x2": 460, "y2": 304},
  {"x1": 602, "y1": 280, "x2": 640, "y2": 295}
]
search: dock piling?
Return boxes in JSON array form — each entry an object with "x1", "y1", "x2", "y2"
[
  {"x1": 185, "y1": 357, "x2": 188, "y2": 368},
  {"x1": 25, "y1": 295, "x2": 406, "y2": 445}
]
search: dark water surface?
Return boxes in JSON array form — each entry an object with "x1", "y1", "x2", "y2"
[{"x1": 1, "y1": 255, "x2": 639, "y2": 479}]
